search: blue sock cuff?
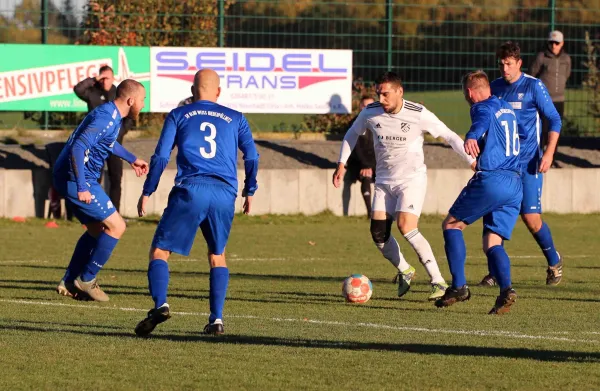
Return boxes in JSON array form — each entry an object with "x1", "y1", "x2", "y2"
[
  {"x1": 210, "y1": 267, "x2": 229, "y2": 276},
  {"x1": 534, "y1": 222, "x2": 549, "y2": 238},
  {"x1": 97, "y1": 232, "x2": 119, "y2": 247},
  {"x1": 149, "y1": 259, "x2": 168, "y2": 268},
  {"x1": 485, "y1": 244, "x2": 503, "y2": 255},
  {"x1": 443, "y1": 228, "x2": 463, "y2": 240}
]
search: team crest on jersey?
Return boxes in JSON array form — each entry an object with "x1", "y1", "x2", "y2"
[
  {"x1": 518, "y1": 93, "x2": 524, "y2": 100},
  {"x1": 401, "y1": 122, "x2": 410, "y2": 132},
  {"x1": 107, "y1": 201, "x2": 114, "y2": 210}
]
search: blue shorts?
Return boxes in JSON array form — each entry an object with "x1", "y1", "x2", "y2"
[
  {"x1": 152, "y1": 179, "x2": 236, "y2": 256},
  {"x1": 54, "y1": 178, "x2": 116, "y2": 224},
  {"x1": 449, "y1": 171, "x2": 523, "y2": 240},
  {"x1": 521, "y1": 160, "x2": 542, "y2": 214}
]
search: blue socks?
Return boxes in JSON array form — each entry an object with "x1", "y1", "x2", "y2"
[
  {"x1": 533, "y1": 222, "x2": 560, "y2": 266},
  {"x1": 148, "y1": 259, "x2": 170, "y2": 308},
  {"x1": 443, "y1": 229, "x2": 467, "y2": 289},
  {"x1": 209, "y1": 267, "x2": 229, "y2": 323},
  {"x1": 63, "y1": 232, "x2": 96, "y2": 282},
  {"x1": 80, "y1": 232, "x2": 119, "y2": 282},
  {"x1": 486, "y1": 245, "x2": 512, "y2": 290}
]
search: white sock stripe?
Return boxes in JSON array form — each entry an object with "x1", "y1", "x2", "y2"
[{"x1": 404, "y1": 229, "x2": 420, "y2": 241}]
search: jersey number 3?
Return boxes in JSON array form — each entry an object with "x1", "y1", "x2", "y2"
[
  {"x1": 200, "y1": 122, "x2": 217, "y2": 159},
  {"x1": 501, "y1": 120, "x2": 519, "y2": 157}
]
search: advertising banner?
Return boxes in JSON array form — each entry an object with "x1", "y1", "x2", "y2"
[
  {"x1": 0, "y1": 44, "x2": 150, "y2": 112},
  {"x1": 150, "y1": 47, "x2": 352, "y2": 114}
]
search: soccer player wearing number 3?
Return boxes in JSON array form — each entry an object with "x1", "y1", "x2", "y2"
[
  {"x1": 436, "y1": 70, "x2": 523, "y2": 314},
  {"x1": 481, "y1": 42, "x2": 564, "y2": 287},
  {"x1": 135, "y1": 69, "x2": 259, "y2": 337}
]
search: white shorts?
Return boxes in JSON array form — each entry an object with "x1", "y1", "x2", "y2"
[{"x1": 372, "y1": 175, "x2": 428, "y2": 217}]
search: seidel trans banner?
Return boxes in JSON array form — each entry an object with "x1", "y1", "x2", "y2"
[
  {"x1": 0, "y1": 44, "x2": 150, "y2": 112},
  {"x1": 150, "y1": 47, "x2": 353, "y2": 114}
]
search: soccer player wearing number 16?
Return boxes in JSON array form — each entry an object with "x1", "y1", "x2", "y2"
[
  {"x1": 134, "y1": 69, "x2": 259, "y2": 337},
  {"x1": 483, "y1": 42, "x2": 563, "y2": 287},
  {"x1": 436, "y1": 70, "x2": 523, "y2": 314}
]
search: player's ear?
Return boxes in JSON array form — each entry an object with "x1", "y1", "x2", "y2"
[
  {"x1": 127, "y1": 96, "x2": 135, "y2": 107},
  {"x1": 216, "y1": 86, "x2": 221, "y2": 99}
]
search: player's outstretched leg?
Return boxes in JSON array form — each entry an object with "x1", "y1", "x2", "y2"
[
  {"x1": 57, "y1": 231, "x2": 97, "y2": 300},
  {"x1": 435, "y1": 225, "x2": 471, "y2": 308},
  {"x1": 371, "y1": 217, "x2": 414, "y2": 297},
  {"x1": 485, "y1": 239, "x2": 517, "y2": 314},
  {"x1": 523, "y1": 214, "x2": 563, "y2": 285},
  {"x1": 401, "y1": 223, "x2": 448, "y2": 301},
  {"x1": 203, "y1": 253, "x2": 229, "y2": 335},
  {"x1": 135, "y1": 250, "x2": 172, "y2": 337},
  {"x1": 74, "y1": 214, "x2": 126, "y2": 302}
]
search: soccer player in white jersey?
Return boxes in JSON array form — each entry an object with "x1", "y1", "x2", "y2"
[{"x1": 333, "y1": 71, "x2": 476, "y2": 301}]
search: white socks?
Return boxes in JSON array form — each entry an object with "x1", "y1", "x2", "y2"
[
  {"x1": 404, "y1": 229, "x2": 445, "y2": 284},
  {"x1": 375, "y1": 237, "x2": 411, "y2": 272}
]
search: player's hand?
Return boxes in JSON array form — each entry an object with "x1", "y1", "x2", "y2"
[
  {"x1": 464, "y1": 139, "x2": 480, "y2": 159},
  {"x1": 137, "y1": 194, "x2": 149, "y2": 217},
  {"x1": 539, "y1": 151, "x2": 553, "y2": 173},
  {"x1": 359, "y1": 168, "x2": 373, "y2": 178},
  {"x1": 78, "y1": 190, "x2": 92, "y2": 204},
  {"x1": 243, "y1": 196, "x2": 253, "y2": 215},
  {"x1": 332, "y1": 163, "x2": 346, "y2": 188},
  {"x1": 131, "y1": 159, "x2": 149, "y2": 177}
]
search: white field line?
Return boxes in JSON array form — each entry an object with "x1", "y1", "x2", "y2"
[
  {"x1": 0, "y1": 255, "x2": 591, "y2": 265},
  {"x1": 0, "y1": 298, "x2": 598, "y2": 344}
]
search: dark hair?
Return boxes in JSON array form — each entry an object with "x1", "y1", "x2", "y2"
[
  {"x1": 375, "y1": 71, "x2": 403, "y2": 89},
  {"x1": 98, "y1": 65, "x2": 114, "y2": 74},
  {"x1": 496, "y1": 41, "x2": 521, "y2": 61},
  {"x1": 462, "y1": 69, "x2": 489, "y2": 90},
  {"x1": 360, "y1": 95, "x2": 375, "y2": 102},
  {"x1": 116, "y1": 79, "x2": 144, "y2": 98}
]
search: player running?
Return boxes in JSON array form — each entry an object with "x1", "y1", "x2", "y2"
[
  {"x1": 479, "y1": 41, "x2": 563, "y2": 287},
  {"x1": 134, "y1": 69, "x2": 259, "y2": 337},
  {"x1": 333, "y1": 71, "x2": 476, "y2": 301},
  {"x1": 436, "y1": 70, "x2": 523, "y2": 314},
  {"x1": 54, "y1": 80, "x2": 149, "y2": 301}
]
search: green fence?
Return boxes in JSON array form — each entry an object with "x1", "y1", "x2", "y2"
[{"x1": 0, "y1": 0, "x2": 598, "y2": 135}]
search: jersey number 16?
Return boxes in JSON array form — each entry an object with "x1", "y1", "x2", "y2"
[{"x1": 501, "y1": 120, "x2": 519, "y2": 157}]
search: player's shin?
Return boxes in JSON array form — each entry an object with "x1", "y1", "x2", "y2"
[
  {"x1": 63, "y1": 232, "x2": 96, "y2": 282},
  {"x1": 404, "y1": 229, "x2": 444, "y2": 284},
  {"x1": 371, "y1": 219, "x2": 411, "y2": 272},
  {"x1": 209, "y1": 265, "x2": 229, "y2": 324},
  {"x1": 486, "y1": 245, "x2": 512, "y2": 290},
  {"x1": 79, "y1": 232, "x2": 119, "y2": 282},
  {"x1": 148, "y1": 259, "x2": 170, "y2": 308},
  {"x1": 532, "y1": 221, "x2": 560, "y2": 267},
  {"x1": 443, "y1": 229, "x2": 467, "y2": 288}
]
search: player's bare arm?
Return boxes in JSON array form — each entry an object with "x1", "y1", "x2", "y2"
[{"x1": 540, "y1": 130, "x2": 560, "y2": 173}]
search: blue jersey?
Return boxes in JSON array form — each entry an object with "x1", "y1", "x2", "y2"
[
  {"x1": 490, "y1": 74, "x2": 561, "y2": 167},
  {"x1": 465, "y1": 96, "x2": 521, "y2": 173},
  {"x1": 143, "y1": 100, "x2": 259, "y2": 196},
  {"x1": 53, "y1": 101, "x2": 135, "y2": 192}
]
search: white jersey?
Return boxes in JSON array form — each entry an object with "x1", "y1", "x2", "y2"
[{"x1": 338, "y1": 99, "x2": 475, "y2": 184}]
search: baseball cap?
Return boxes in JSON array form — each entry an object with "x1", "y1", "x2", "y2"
[{"x1": 548, "y1": 30, "x2": 564, "y2": 43}]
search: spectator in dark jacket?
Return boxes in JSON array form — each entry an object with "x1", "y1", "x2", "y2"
[
  {"x1": 343, "y1": 96, "x2": 376, "y2": 216},
  {"x1": 530, "y1": 30, "x2": 571, "y2": 166},
  {"x1": 73, "y1": 65, "x2": 134, "y2": 212}
]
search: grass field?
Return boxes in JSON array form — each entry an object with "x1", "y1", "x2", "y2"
[{"x1": 1, "y1": 213, "x2": 599, "y2": 390}]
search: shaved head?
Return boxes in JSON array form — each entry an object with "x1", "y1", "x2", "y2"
[
  {"x1": 114, "y1": 79, "x2": 146, "y2": 120},
  {"x1": 192, "y1": 69, "x2": 221, "y2": 102},
  {"x1": 116, "y1": 79, "x2": 144, "y2": 99}
]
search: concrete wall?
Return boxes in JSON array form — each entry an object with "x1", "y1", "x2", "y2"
[{"x1": 0, "y1": 168, "x2": 598, "y2": 218}]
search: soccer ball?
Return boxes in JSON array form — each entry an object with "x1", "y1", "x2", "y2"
[{"x1": 342, "y1": 274, "x2": 373, "y2": 303}]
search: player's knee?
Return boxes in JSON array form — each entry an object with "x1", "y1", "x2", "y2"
[
  {"x1": 397, "y1": 214, "x2": 417, "y2": 235},
  {"x1": 104, "y1": 213, "x2": 126, "y2": 238},
  {"x1": 150, "y1": 247, "x2": 171, "y2": 262},
  {"x1": 209, "y1": 252, "x2": 227, "y2": 268},
  {"x1": 370, "y1": 219, "x2": 392, "y2": 245},
  {"x1": 442, "y1": 214, "x2": 463, "y2": 231},
  {"x1": 521, "y1": 213, "x2": 542, "y2": 233}
]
